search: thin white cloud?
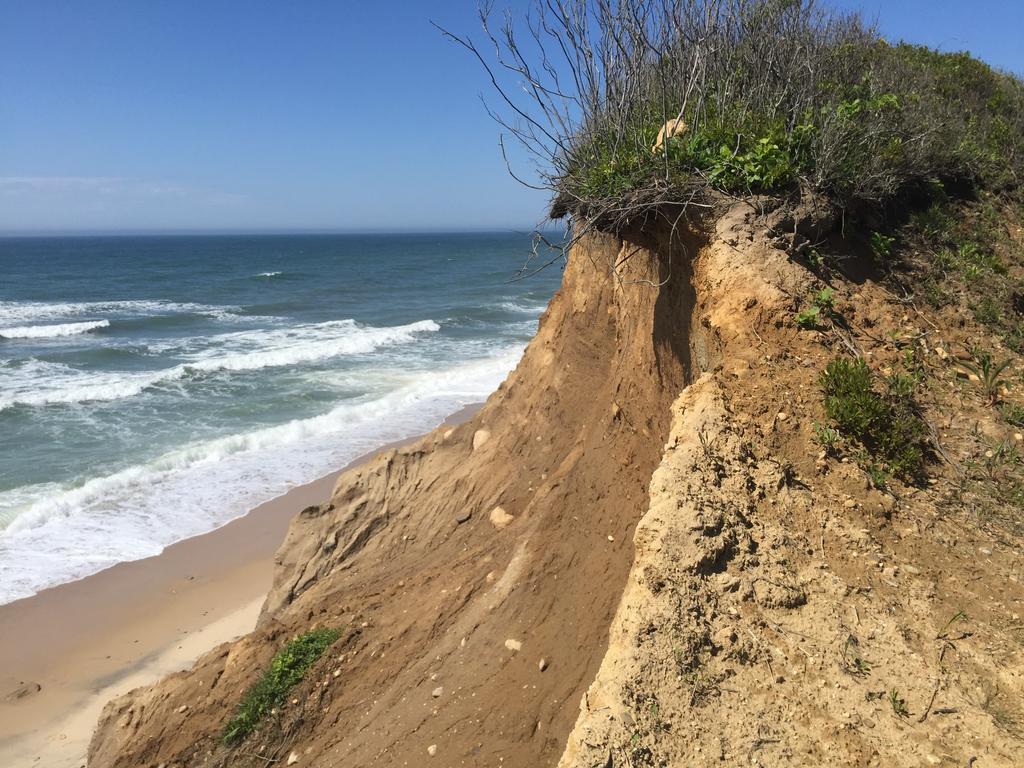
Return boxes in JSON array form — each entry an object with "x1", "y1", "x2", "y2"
[
  {"x1": 0, "y1": 176, "x2": 243, "y2": 204},
  {"x1": 0, "y1": 176, "x2": 124, "y2": 194}
]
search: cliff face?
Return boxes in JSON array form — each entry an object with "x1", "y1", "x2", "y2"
[
  {"x1": 558, "y1": 206, "x2": 1024, "y2": 767},
  {"x1": 90, "y1": 203, "x2": 1024, "y2": 767},
  {"x1": 89, "y1": 223, "x2": 707, "y2": 767}
]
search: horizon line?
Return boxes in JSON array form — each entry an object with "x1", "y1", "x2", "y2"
[{"x1": 0, "y1": 224, "x2": 561, "y2": 238}]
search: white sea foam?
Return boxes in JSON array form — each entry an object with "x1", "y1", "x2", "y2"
[
  {"x1": 0, "y1": 319, "x2": 440, "y2": 411},
  {"x1": 0, "y1": 348, "x2": 522, "y2": 604},
  {"x1": 0, "y1": 300, "x2": 240, "y2": 325},
  {"x1": 0, "y1": 319, "x2": 110, "y2": 340},
  {"x1": 497, "y1": 300, "x2": 549, "y2": 314},
  {"x1": 180, "y1": 319, "x2": 440, "y2": 374},
  {"x1": 0, "y1": 360, "x2": 178, "y2": 410},
  {"x1": 255, "y1": 271, "x2": 283, "y2": 278}
]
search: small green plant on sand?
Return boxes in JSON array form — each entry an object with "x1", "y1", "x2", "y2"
[
  {"x1": 797, "y1": 287, "x2": 837, "y2": 329},
  {"x1": 980, "y1": 440, "x2": 1021, "y2": 482},
  {"x1": 813, "y1": 287, "x2": 835, "y2": 312},
  {"x1": 866, "y1": 463, "x2": 890, "y2": 491},
  {"x1": 813, "y1": 421, "x2": 840, "y2": 453},
  {"x1": 796, "y1": 306, "x2": 821, "y2": 329},
  {"x1": 820, "y1": 357, "x2": 927, "y2": 481},
  {"x1": 223, "y1": 627, "x2": 341, "y2": 745},
  {"x1": 972, "y1": 297, "x2": 1002, "y2": 327},
  {"x1": 889, "y1": 688, "x2": 910, "y2": 718},
  {"x1": 806, "y1": 248, "x2": 825, "y2": 271},
  {"x1": 937, "y1": 609, "x2": 969, "y2": 640},
  {"x1": 957, "y1": 349, "x2": 1013, "y2": 405},
  {"x1": 841, "y1": 635, "x2": 872, "y2": 677}
]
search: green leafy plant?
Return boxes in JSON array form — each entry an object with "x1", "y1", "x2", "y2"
[
  {"x1": 957, "y1": 349, "x2": 1013, "y2": 404},
  {"x1": 223, "y1": 627, "x2": 342, "y2": 745},
  {"x1": 901, "y1": 347, "x2": 924, "y2": 378},
  {"x1": 796, "y1": 287, "x2": 837, "y2": 329},
  {"x1": 704, "y1": 134, "x2": 797, "y2": 192},
  {"x1": 866, "y1": 463, "x2": 890, "y2": 490},
  {"x1": 869, "y1": 232, "x2": 896, "y2": 260},
  {"x1": 796, "y1": 306, "x2": 821, "y2": 329},
  {"x1": 886, "y1": 371, "x2": 917, "y2": 400},
  {"x1": 813, "y1": 421, "x2": 840, "y2": 452},
  {"x1": 956, "y1": 241, "x2": 1008, "y2": 277},
  {"x1": 806, "y1": 248, "x2": 825, "y2": 271},
  {"x1": 820, "y1": 357, "x2": 927, "y2": 481},
  {"x1": 841, "y1": 635, "x2": 872, "y2": 677},
  {"x1": 813, "y1": 287, "x2": 835, "y2": 312}
]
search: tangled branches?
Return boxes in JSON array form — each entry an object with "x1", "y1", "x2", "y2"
[{"x1": 440, "y1": 0, "x2": 1024, "y2": 257}]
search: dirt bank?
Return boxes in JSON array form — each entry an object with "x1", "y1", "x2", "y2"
[
  {"x1": 89, "y1": 201, "x2": 1024, "y2": 767},
  {"x1": 89, "y1": 222, "x2": 706, "y2": 767},
  {"x1": 559, "y1": 204, "x2": 1024, "y2": 767}
]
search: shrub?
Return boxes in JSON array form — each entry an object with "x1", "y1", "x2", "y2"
[
  {"x1": 222, "y1": 627, "x2": 342, "y2": 745},
  {"x1": 820, "y1": 357, "x2": 927, "y2": 481},
  {"x1": 446, "y1": 0, "x2": 1024, "y2": 232}
]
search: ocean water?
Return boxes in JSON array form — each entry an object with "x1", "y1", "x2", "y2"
[{"x1": 0, "y1": 233, "x2": 561, "y2": 605}]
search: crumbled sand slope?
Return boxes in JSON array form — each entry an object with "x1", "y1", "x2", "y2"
[
  {"x1": 89, "y1": 225, "x2": 704, "y2": 767},
  {"x1": 559, "y1": 205, "x2": 1024, "y2": 767}
]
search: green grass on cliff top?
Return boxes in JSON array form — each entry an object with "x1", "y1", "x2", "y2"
[{"x1": 486, "y1": 1, "x2": 1024, "y2": 220}]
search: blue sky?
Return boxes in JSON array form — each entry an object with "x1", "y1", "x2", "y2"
[{"x1": 1, "y1": 1, "x2": 1021, "y2": 233}]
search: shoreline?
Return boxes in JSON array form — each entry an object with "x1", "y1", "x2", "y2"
[{"x1": 0, "y1": 403, "x2": 480, "y2": 768}]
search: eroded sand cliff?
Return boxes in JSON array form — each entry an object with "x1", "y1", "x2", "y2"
[{"x1": 90, "y1": 204, "x2": 1024, "y2": 767}]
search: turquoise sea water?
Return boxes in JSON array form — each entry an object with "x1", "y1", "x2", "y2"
[{"x1": 0, "y1": 233, "x2": 561, "y2": 605}]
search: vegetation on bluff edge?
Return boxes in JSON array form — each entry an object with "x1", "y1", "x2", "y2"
[
  {"x1": 444, "y1": 0, "x2": 1024, "y2": 231},
  {"x1": 446, "y1": 0, "x2": 1024, "y2": 495}
]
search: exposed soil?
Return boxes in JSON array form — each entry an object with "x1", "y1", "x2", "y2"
[
  {"x1": 560, "y1": 204, "x2": 1024, "y2": 767},
  {"x1": 89, "y1": 223, "x2": 707, "y2": 767}
]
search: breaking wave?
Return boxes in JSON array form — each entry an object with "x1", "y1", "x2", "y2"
[
  {"x1": 0, "y1": 319, "x2": 440, "y2": 411},
  {"x1": 0, "y1": 320, "x2": 110, "y2": 340},
  {"x1": 0, "y1": 300, "x2": 240, "y2": 325},
  {"x1": 0, "y1": 349, "x2": 522, "y2": 604}
]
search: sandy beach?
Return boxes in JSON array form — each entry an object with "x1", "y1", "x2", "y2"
[{"x1": 0, "y1": 405, "x2": 478, "y2": 768}]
